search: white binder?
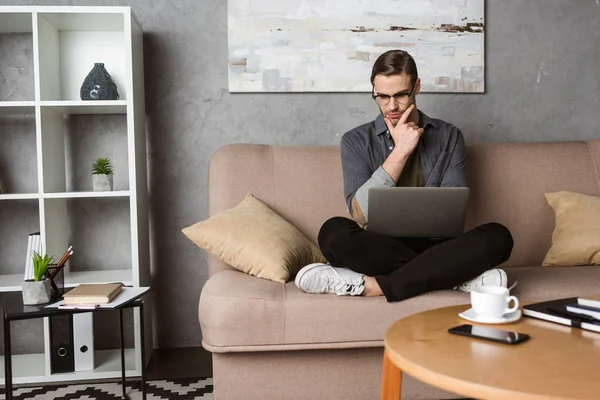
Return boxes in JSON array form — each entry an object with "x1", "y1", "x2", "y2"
[{"x1": 72, "y1": 313, "x2": 94, "y2": 371}]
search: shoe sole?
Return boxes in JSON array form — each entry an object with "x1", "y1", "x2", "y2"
[{"x1": 294, "y1": 263, "x2": 326, "y2": 288}]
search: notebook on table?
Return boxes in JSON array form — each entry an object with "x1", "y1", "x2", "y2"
[
  {"x1": 577, "y1": 294, "x2": 600, "y2": 308},
  {"x1": 522, "y1": 297, "x2": 600, "y2": 334},
  {"x1": 63, "y1": 283, "x2": 122, "y2": 305}
]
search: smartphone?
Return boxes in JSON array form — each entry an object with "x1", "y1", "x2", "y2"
[{"x1": 448, "y1": 324, "x2": 530, "y2": 345}]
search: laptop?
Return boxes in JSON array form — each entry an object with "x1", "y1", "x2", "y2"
[{"x1": 368, "y1": 187, "x2": 470, "y2": 238}]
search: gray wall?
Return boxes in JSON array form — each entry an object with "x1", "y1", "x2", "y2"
[{"x1": 1, "y1": 0, "x2": 599, "y2": 350}]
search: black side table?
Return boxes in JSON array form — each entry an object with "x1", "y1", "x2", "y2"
[{"x1": 3, "y1": 298, "x2": 147, "y2": 400}]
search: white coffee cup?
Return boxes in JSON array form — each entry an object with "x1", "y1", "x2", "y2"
[{"x1": 470, "y1": 286, "x2": 519, "y2": 318}]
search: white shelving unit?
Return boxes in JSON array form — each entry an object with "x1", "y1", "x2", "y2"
[{"x1": 0, "y1": 6, "x2": 151, "y2": 385}]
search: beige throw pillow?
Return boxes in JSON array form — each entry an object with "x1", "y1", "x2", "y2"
[
  {"x1": 542, "y1": 191, "x2": 600, "y2": 266},
  {"x1": 182, "y1": 194, "x2": 326, "y2": 283}
]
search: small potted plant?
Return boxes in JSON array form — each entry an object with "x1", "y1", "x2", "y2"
[
  {"x1": 91, "y1": 157, "x2": 114, "y2": 191},
  {"x1": 22, "y1": 251, "x2": 55, "y2": 305}
]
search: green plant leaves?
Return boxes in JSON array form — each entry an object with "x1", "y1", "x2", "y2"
[
  {"x1": 91, "y1": 157, "x2": 115, "y2": 175},
  {"x1": 31, "y1": 251, "x2": 55, "y2": 282}
]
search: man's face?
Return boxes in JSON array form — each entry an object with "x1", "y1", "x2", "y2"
[{"x1": 372, "y1": 73, "x2": 420, "y2": 126}]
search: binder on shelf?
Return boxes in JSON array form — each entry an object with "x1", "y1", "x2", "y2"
[
  {"x1": 35, "y1": 233, "x2": 42, "y2": 256},
  {"x1": 49, "y1": 314, "x2": 75, "y2": 373},
  {"x1": 73, "y1": 313, "x2": 94, "y2": 371},
  {"x1": 24, "y1": 232, "x2": 40, "y2": 281},
  {"x1": 31, "y1": 234, "x2": 40, "y2": 280},
  {"x1": 24, "y1": 234, "x2": 33, "y2": 281}
]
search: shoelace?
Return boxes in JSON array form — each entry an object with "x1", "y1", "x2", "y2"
[
  {"x1": 455, "y1": 275, "x2": 484, "y2": 291},
  {"x1": 341, "y1": 283, "x2": 364, "y2": 296},
  {"x1": 325, "y1": 278, "x2": 363, "y2": 296}
]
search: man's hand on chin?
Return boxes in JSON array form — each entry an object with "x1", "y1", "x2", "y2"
[{"x1": 384, "y1": 104, "x2": 424, "y2": 157}]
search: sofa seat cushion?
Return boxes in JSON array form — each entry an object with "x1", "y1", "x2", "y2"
[{"x1": 199, "y1": 266, "x2": 600, "y2": 353}]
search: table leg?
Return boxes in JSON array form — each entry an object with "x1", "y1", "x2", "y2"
[
  {"x1": 139, "y1": 303, "x2": 146, "y2": 400},
  {"x1": 3, "y1": 314, "x2": 12, "y2": 400},
  {"x1": 119, "y1": 308, "x2": 129, "y2": 399},
  {"x1": 380, "y1": 350, "x2": 402, "y2": 400}
]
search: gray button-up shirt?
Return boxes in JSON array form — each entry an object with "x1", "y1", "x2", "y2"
[{"x1": 340, "y1": 110, "x2": 467, "y2": 222}]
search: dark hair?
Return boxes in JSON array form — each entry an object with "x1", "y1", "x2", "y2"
[{"x1": 370, "y1": 50, "x2": 418, "y2": 86}]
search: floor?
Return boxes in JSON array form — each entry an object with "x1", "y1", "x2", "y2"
[
  {"x1": 0, "y1": 348, "x2": 214, "y2": 399},
  {"x1": 3, "y1": 377, "x2": 213, "y2": 399},
  {"x1": 143, "y1": 348, "x2": 472, "y2": 400},
  {"x1": 145, "y1": 346, "x2": 213, "y2": 380},
  {"x1": 2, "y1": 348, "x2": 474, "y2": 399}
]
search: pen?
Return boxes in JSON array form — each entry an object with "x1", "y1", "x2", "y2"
[
  {"x1": 55, "y1": 246, "x2": 72, "y2": 267},
  {"x1": 49, "y1": 249, "x2": 73, "y2": 281}
]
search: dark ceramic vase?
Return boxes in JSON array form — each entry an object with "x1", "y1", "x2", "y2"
[{"x1": 80, "y1": 63, "x2": 120, "y2": 100}]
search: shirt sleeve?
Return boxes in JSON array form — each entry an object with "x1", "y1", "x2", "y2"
[
  {"x1": 341, "y1": 134, "x2": 395, "y2": 223},
  {"x1": 440, "y1": 128, "x2": 467, "y2": 187}
]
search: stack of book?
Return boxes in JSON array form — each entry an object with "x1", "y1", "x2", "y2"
[{"x1": 523, "y1": 294, "x2": 600, "y2": 333}]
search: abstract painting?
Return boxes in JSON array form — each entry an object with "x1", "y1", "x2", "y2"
[{"x1": 228, "y1": 0, "x2": 485, "y2": 93}]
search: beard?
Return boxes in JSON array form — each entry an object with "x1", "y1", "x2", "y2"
[{"x1": 378, "y1": 102, "x2": 416, "y2": 126}]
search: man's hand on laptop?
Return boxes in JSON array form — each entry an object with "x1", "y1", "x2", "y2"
[{"x1": 384, "y1": 104, "x2": 424, "y2": 157}]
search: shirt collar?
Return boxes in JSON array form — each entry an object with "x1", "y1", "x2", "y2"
[{"x1": 374, "y1": 110, "x2": 437, "y2": 136}]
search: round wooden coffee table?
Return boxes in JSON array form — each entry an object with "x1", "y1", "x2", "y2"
[{"x1": 381, "y1": 305, "x2": 600, "y2": 400}]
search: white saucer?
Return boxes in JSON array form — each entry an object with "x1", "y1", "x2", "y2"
[{"x1": 458, "y1": 308, "x2": 522, "y2": 324}]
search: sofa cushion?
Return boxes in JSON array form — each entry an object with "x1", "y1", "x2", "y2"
[
  {"x1": 199, "y1": 266, "x2": 600, "y2": 353},
  {"x1": 542, "y1": 191, "x2": 600, "y2": 266},
  {"x1": 183, "y1": 194, "x2": 326, "y2": 283}
]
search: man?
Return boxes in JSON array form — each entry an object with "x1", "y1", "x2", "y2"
[{"x1": 295, "y1": 49, "x2": 514, "y2": 302}]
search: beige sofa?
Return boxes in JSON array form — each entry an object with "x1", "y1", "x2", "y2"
[{"x1": 199, "y1": 140, "x2": 600, "y2": 400}]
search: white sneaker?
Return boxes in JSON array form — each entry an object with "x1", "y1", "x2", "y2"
[
  {"x1": 295, "y1": 263, "x2": 365, "y2": 296},
  {"x1": 455, "y1": 268, "x2": 508, "y2": 292}
]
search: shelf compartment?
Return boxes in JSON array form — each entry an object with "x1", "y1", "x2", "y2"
[
  {"x1": 0, "y1": 353, "x2": 46, "y2": 384},
  {"x1": 40, "y1": 100, "x2": 127, "y2": 114},
  {"x1": 0, "y1": 113, "x2": 38, "y2": 195},
  {"x1": 65, "y1": 269, "x2": 133, "y2": 287},
  {"x1": 40, "y1": 109, "x2": 129, "y2": 193},
  {"x1": 0, "y1": 15, "x2": 35, "y2": 102},
  {"x1": 43, "y1": 197, "x2": 133, "y2": 282},
  {"x1": 0, "y1": 200, "x2": 40, "y2": 281},
  {"x1": 0, "y1": 349, "x2": 139, "y2": 385},
  {"x1": 36, "y1": 13, "x2": 127, "y2": 101}
]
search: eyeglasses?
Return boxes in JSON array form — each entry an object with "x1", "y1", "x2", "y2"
[{"x1": 372, "y1": 80, "x2": 417, "y2": 106}]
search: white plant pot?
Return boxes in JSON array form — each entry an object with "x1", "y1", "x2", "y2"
[
  {"x1": 92, "y1": 174, "x2": 113, "y2": 191},
  {"x1": 22, "y1": 279, "x2": 52, "y2": 305}
]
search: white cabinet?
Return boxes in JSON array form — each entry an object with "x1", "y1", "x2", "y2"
[{"x1": 0, "y1": 6, "x2": 150, "y2": 384}]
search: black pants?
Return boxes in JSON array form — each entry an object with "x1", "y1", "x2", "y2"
[{"x1": 318, "y1": 217, "x2": 514, "y2": 302}]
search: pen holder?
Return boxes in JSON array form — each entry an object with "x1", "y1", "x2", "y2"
[{"x1": 46, "y1": 264, "x2": 65, "y2": 300}]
